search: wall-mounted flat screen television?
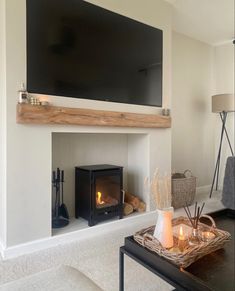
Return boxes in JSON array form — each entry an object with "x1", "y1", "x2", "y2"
[{"x1": 27, "y1": 0, "x2": 163, "y2": 107}]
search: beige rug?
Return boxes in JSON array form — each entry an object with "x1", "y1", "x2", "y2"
[{"x1": 0, "y1": 265, "x2": 102, "y2": 291}]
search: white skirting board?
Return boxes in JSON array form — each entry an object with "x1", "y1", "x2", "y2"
[
  {"x1": 0, "y1": 240, "x2": 4, "y2": 259},
  {"x1": 196, "y1": 185, "x2": 211, "y2": 195},
  {"x1": 1, "y1": 211, "x2": 157, "y2": 260}
]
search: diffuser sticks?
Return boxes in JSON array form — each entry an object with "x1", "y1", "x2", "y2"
[{"x1": 184, "y1": 202, "x2": 205, "y2": 229}]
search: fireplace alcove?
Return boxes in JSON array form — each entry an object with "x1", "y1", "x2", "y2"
[{"x1": 52, "y1": 132, "x2": 150, "y2": 236}]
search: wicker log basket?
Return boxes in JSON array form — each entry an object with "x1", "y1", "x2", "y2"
[
  {"x1": 172, "y1": 170, "x2": 196, "y2": 209},
  {"x1": 134, "y1": 216, "x2": 231, "y2": 268}
]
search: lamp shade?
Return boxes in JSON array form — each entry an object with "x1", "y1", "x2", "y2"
[{"x1": 212, "y1": 94, "x2": 235, "y2": 113}]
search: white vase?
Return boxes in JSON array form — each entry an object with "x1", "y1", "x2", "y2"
[{"x1": 153, "y1": 207, "x2": 174, "y2": 249}]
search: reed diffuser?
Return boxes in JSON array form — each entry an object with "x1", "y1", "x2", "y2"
[{"x1": 183, "y1": 202, "x2": 205, "y2": 245}]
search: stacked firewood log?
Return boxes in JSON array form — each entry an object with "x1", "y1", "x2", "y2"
[{"x1": 123, "y1": 191, "x2": 146, "y2": 216}]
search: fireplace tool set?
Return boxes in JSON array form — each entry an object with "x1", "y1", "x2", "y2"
[{"x1": 52, "y1": 168, "x2": 69, "y2": 228}]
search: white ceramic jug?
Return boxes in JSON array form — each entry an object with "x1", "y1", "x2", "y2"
[{"x1": 153, "y1": 207, "x2": 174, "y2": 249}]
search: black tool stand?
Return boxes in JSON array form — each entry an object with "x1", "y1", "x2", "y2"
[{"x1": 52, "y1": 168, "x2": 69, "y2": 228}]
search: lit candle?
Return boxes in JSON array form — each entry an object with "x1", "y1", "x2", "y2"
[
  {"x1": 178, "y1": 226, "x2": 187, "y2": 252},
  {"x1": 201, "y1": 231, "x2": 215, "y2": 242}
]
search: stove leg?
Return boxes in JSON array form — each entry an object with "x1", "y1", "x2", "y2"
[
  {"x1": 88, "y1": 219, "x2": 95, "y2": 227},
  {"x1": 119, "y1": 205, "x2": 124, "y2": 219}
]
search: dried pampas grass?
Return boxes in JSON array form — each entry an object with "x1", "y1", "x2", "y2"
[{"x1": 149, "y1": 168, "x2": 172, "y2": 210}]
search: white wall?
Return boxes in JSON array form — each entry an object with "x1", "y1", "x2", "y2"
[
  {"x1": 0, "y1": 0, "x2": 7, "y2": 249},
  {"x1": 213, "y1": 43, "x2": 234, "y2": 188},
  {"x1": 172, "y1": 32, "x2": 215, "y2": 187},
  {"x1": 2, "y1": 0, "x2": 172, "y2": 248}
]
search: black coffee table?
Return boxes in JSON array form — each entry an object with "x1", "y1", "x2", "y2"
[{"x1": 119, "y1": 209, "x2": 234, "y2": 291}]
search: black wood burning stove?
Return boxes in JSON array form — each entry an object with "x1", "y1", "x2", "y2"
[{"x1": 75, "y1": 164, "x2": 123, "y2": 226}]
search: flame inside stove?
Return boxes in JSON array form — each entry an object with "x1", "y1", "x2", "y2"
[{"x1": 97, "y1": 191, "x2": 105, "y2": 205}]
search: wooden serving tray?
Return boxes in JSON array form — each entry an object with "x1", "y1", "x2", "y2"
[{"x1": 134, "y1": 216, "x2": 231, "y2": 268}]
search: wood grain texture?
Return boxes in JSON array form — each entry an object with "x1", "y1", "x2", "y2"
[{"x1": 16, "y1": 104, "x2": 171, "y2": 128}]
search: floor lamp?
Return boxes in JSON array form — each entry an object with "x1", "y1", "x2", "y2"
[{"x1": 209, "y1": 94, "x2": 235, "y2": 198}]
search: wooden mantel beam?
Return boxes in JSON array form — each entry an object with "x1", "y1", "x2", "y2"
[{"x1": 16, "y1": 104, "x2": 171, "y2": 128}]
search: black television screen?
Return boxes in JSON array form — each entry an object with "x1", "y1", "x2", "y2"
[{"x1": 27, "y1": 0, "x2": 163, "y2": 107}]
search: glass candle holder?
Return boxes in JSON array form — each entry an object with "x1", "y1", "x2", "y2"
[
  {"x1": 189, "y1": 228, "x2": 201, "y2": 246},
  {"x1": 177, "y1": 225, "x2": 188, "y2": 252},
  {"x1": 198, "y1": 214, "x2": 216, "y2": 242},
  {"x1": 201, "y1": 229, "x2": 216, "y2": 242}
]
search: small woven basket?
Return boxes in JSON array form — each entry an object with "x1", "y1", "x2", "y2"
[{"x1": 172, "y1": 170, "x2": 196, "y2": 209}]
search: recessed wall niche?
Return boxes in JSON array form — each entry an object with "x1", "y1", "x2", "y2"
[{"x1": 52, "y1": 133, "x2": 149, "y2": 219}]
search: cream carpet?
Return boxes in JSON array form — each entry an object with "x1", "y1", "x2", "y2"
[{"x1": 0, "y1": 266, "x2": 102, "y2": 291}]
